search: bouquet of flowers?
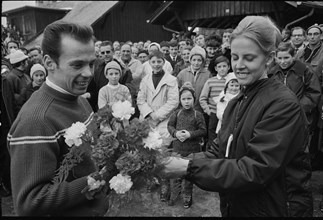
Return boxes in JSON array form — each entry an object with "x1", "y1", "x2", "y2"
[{"x1": 53, "y1": 100, "x2": 172, "y2": 200}]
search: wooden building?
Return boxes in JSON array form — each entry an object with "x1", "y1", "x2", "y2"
[
  {"x1": 22, "y1": 1, "x2": 173, "y2": 49},
  {"x1": 2, "y1": 6, "x2": 70, "y2": 41},
  {"x1": 148, "y1": 1, "x2": 323, "y2": 36}
]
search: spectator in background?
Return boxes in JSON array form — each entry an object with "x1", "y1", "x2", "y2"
[
  {"x1": 291, "y1": 26, "x2": 307, "y2": 58},
  {"x1": 173, "y1": 46, "x2": 191, "y2": 77},
  {"x1": 177, "y1": 46, "x2": 212, "y2": 150},
  {"x1": 137, "y1": 50, "x2": 149, "y2": 64},
  {"x1": 6, "y1": 49, "x2": 31, "y2": 117},
  {"x1": 19, "y1": 47, "x2": 28, "y2": 56},
  {"x1": 131, "y1": 46, "x2": 139, "y2": 59},
  {"x1": 22, "y1": 63, "x2": 46, "y2": 102},
  {"x1": 221, "y1": 28, "x2": 233, "y2": 64},
  {"x1": 205, "y1": 34, "x2": 223, "y2": 76},
  {"x1": 165, "y1": 40, "x2": 182, "y2": 69},
  {"x1": 137, "y1": 50, "x2": 179, "y2": 203},
  {"x1": 28, "y1": 47, "x2": 43, "y2": 64},
  {"x1": 138, "y1": 42, "x2": 173, "y2": 79},
  {"x1": 199, "y1": 56, "x2": 231, "y2": 147},
  {"x1": 97, "y1": 60, "x2": 131, "y2": 109},
  {"x1": 137, "y1": 41, "x2": 144, "y2": 50},
  {"x1": 195, "y1": 34, "x2": 206, "y2": 48},
  {"x1": 297, "y1": 24, "x2": 323, "y2": 170},
  {"x1": 160, "y1": 41, "x2": 170, "y2": 57},
  {"x1": 6, "y1": 40, "x2": 19, "y2": 53},
  {"x1": 113, "y1": 40, "x2": 120, "y2": 51},
  {"x1": 282, "y1": 28, "x2": 291, "y2": 42},
  {"x1": 270, "y1": 41, "x2": 321, "y2": 155}
]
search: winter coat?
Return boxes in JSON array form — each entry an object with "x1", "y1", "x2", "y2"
[
  {"x1": 177, "y1": 66, "x2": 212, "y2": 113},
  {"x1": 5, "y1": 68, "x2": 31, "y2": 115},
  {"x1": 298, "y1": 41, "x2": 323, "y2": 79},
  {"x1": 22, "y1": 82, "x2": 41, "y2": 103},
  {"x1": 186, "y1": 78, "x2": 313, "y2": 217},
  {"x1": 270, "y1": 60, "x2": 321, "y2": 126},
  {"x1": 137, "y1": 71, "x2": 179, "y2": 146}
]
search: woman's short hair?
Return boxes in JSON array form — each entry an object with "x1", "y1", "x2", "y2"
[
  {"x1": 230, "y1": 16, "x2": 282, "y2": 56},
  {"x1": 42, "y1": 20, "x2": 95, "y2": 65},
  {"x1": 276, "y1": 41, "x2": 295, "y2": 57}
]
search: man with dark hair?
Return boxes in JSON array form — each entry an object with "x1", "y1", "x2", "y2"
[
  {"x1": 6, "y1": 40, "x2": 19, "y2": 52},
  {"x1": 7, "y1": 20, "x2": 110, "y2": 216},
  {"x1": 165, "y1": 40, "x2": 182, "y2": 69},
  {"x1": 28, "y1": 47, "x2": 43, "y2": 64},
  {"x1": 291, "y1": 26, "x2": 306, "y2": 57},
  {"x1": 160, "y1": 41, "x2": 170, "y2": 56}
]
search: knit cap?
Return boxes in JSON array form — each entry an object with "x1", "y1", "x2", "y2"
[
  {"x1": 225, "y1": 72, "x2": 237, "y2": 86},
  {"x1": 179, "y1": 81, "x2": 196, "y2": 100},
  {"x1": 189, "y1": 46, "x2": 206, "y2": 61},
  {"x1": 148, "y1": 42, "x2": 161, "y2": 51},
  {"x1": 104, "y1": 60, "x2": 122, "y2": 77},
  {"x1": 30, "y1": 63, "x2": 46, "y2": 78},
  {"x1": 307, "y1": 23, "x2": 322, "y2": 34}
]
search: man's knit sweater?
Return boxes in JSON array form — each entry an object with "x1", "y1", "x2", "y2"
[{"x1": 7, "y1": 83, "x2": 109, "y2": 216}]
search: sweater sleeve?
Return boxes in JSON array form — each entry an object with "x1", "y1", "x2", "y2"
[
  {"x1": 8, "y1": 119, "x2": 98, "y2": 216},
  {"x1": 98, "y1": 86, "x2": 108, "y2": 109},
  {"x1": 167, "y1": 110, "x2": 179, "y2": 138},
  {"x1": 199, "y1": 80, "x2": 211, "y2": 114},
  {"x1": 189, "y1": 111, "x2": 207, "y2": 139}
]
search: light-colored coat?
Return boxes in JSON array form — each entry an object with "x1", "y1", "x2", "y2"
[{"x1": 137, "y1": 72, "x2": 179, "y2": 145}]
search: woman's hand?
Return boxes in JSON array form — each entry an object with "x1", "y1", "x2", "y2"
[{"x1": 162, "y1": 156, "x2": 190, "y2": 179}]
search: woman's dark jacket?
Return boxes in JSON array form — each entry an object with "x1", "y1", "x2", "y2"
[
  {"x1": 186, "y1": 78, "x2": 313, "y2": 217},
  {"x1": 269, "y1": 60, "x2": 321, "y2": 128}
]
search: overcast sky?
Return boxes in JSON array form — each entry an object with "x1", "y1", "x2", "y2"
[{"x1": 2, "y1": 1, "x2": 36, "y2": 26}]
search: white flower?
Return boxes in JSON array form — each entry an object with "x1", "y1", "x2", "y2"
[
  {"x1": 87, "y1": 176, "x2": 106, "y2": 191},
  {"x1": 64, "y1": 122, "x2": 87, "y2": 147},
  {"x1": 142, "y1": 129, "x2": 163, "y2": 150},
  {"x1": 112, "y1": 100, "x2": 135, "y2": 120},
  {"x1": 109, "y1": 174, "x2": 133, "y2": 194}
]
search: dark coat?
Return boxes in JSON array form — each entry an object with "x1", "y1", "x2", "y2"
[
  {"x1": 186, "y1": 78, "x2": 313, "y2": 217},
  {"x1": 165, "y1": 54, "x2": 183, "y2": 69},
  {"x1": 269, "y1": 60, "x2": 321, "y2": 127}
]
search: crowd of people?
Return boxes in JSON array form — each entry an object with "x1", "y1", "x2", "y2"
[{"x1": 0, "y1": 16, "x2": 323, "y2": 216}]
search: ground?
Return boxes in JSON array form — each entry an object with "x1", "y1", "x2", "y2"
[{"x1": 2, "y1": 170, "x2": 323, "y2": 217}]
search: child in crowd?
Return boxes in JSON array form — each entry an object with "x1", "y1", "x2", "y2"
[
  {"x1": 215, "y1": 72, "x2": 240, "y2": 134},
  {"x1": 177, "y1": 45, "x2": 212, "y2": 150},
  {"x1": 98, "y1": 60, "x2": 131, "y2": 109},
  {"x1": 199, "y1": 55, "x2": 231, "y2": 147},
  {"x1": 23, "y1": 63, "x2": 46, "y2": 102},
  {"x1": 167, "y1": 81, "x2": 207, "y2": 208},
  {"x1": 137, "y1": 50, "x2": 179, "y2": 202}
]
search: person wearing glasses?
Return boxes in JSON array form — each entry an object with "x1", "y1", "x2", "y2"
[{"x1": 290, "y1": 27, "x2": 307, "y2": 59}]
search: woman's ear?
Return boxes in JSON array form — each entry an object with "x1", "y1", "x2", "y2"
[{"x1": 43, "y1": 55, "x2": 56, "y2": 72}]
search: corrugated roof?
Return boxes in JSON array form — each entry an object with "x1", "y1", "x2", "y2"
[{"x1": 24, "y1": 1, "x2": 119, "y2": 49}]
